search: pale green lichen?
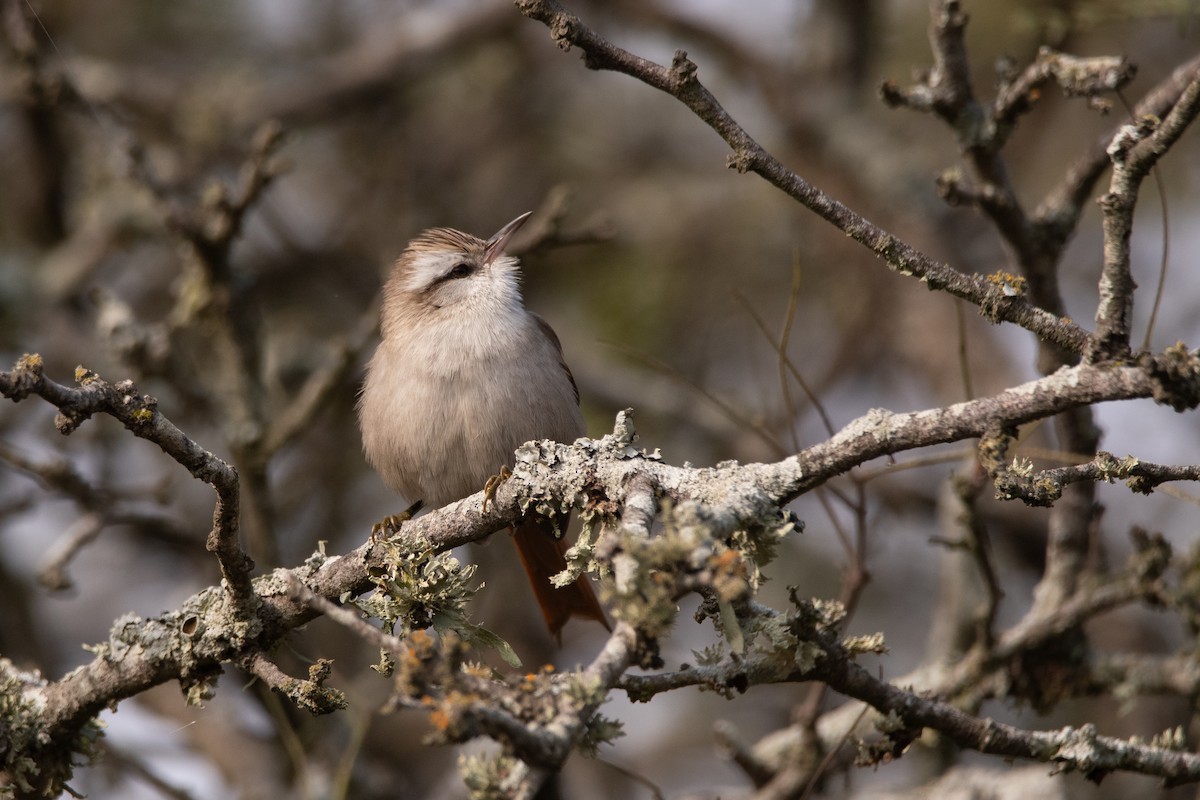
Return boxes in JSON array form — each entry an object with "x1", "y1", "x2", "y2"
[
  {"x1": 512, "y1": 438, "x2": 588, "y2": 518},
  {"x1": 727, "y1": 509, "x2": 797, "y2": 591},
  {"x1": 794, "y1": 641, "x2": 826, "y2": 673},
  {"x1": 302, "y1": 541, "x2": 330, "y2": 571},
  {"x1": 604, "y1": 548, "x2": 681, "y2": 637},
  {"x1": 372, "y1": 647, "x2": 396, "y2": 677},
  {"x1": 1009, "y1": 456, "x2": 1035, "y2": 477},
  {"x1": 755, "y1": 614, "x2": 799, "y2": 655},
  {"x1": 0, "y1": 658, "x2": 104, "y2": 798},
  {"x1": 716, "y1": 599, "x2": 746, "y2": 654},
  {"x1": 578, "y1": 713, "x2": 625, "y2": 757},
  {"x1": 182, "y1": 673, "x2": 218, "y2": 707},
  {"x1": 564, "y1": 671, "x2": 607, "y2": 707},
  {"x1": 551, "y1": 519, "x2": 604, "y2": 588},
  {"x1": 876, "y1": 709, "x2": 906, "y2": 734},
  {"x1": 254, "y1": 568, "x2": 298, "y2": 599},
  {"x1": 1151, "y1": 724, "x2": 1187, "y2": 751},
  {"x1": 459, "y1": 752, "x2": 523, "y2": 800},
  {"x1": 809, "y1": 598, "x2": 848, "y2": 628},
  {"x1": 356, "y1": 535, "x2": 520, "y2": 667},
  {"x1": 843, "y1": 632, "x2": 888, "y2": 656},
  {"x1": 282, "y1": 659, "x2": 347, "y2": 716},
  {"x1": 692, "y1": 643, "x2": 726, "y2": 667}
]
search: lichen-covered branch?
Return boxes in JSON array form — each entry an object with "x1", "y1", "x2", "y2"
[
  {"x1": 871, "y1": 0, "x2": 1197, "y2": 638},
  {"x1": 0, "y1": 335, "x2": 1196, "y2": 793},
  {"x1": 620, "y1": 559, "x2": 1199, "y2": 785},
  {"x1": 241, "y1": 652, "x2": 346, "y2": 717},
  {"x1": 991, "y1": 447, "x2": 1200, "y2": 507}
]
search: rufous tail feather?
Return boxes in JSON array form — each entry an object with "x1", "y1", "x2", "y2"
[{"x1": 511, "y1": 516, "x2": 610, "y2": 643}]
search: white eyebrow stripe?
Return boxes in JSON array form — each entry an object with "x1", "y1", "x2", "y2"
[{"x1": 401, "y1": 251, "x2": 457, "y2": 294}]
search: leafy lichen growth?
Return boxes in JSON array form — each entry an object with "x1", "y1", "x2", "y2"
[
  {"x1": 605, "y1": 503, "x2": 698, "y2": 637},
  {"x1": 302, "y1": 541, "x2": 330, "y2": 571},
  {"x1": 578, "y1": 713, "x2": 625, "y2": 757},
  {"x1": 1147, "y1": 342, "x2": 1200, "y2": 412},
  {"x1": 691, "y1": 643, "x2": 725, "y2": 667},
  {"x1": 182, "y1": 672, "x2": 218, "y2": 707},
  {"x1": 356, "y1": 534, "x2": 520, "y2": 667},
  {"x1": 276, "y1": 658, "x2": 347, "y2": 716},
  {"x1": 16, "y1": 352, "x2": 43, "y2": 373},
  {"x1": 794, "y1": 641, "x2": 826, "y2": 673},
  {"x1": 551, "y1": 516, "x2": 604, "y2": 588},
  {"x1": 1151, "y1": 725, "x2": 1187, "y2": 751},
  {"x1": 875, "y1": 709, "x2": 906, "y2": 734},
  {"x1": 765, "y1": 596, "x2": 848, "y2": 672},
  {"x1": 1009, "y1": 456, "x2": 1035, "y2": 478},
  {"x1": 459, "y1": 752, "x2": 524, "y2": 800},
  {"x1": 843, "y1": 632, "x2": 888, "y2": 656},
  {"x1": 0, "y1": 658, "x2": 104, "y2": 798}
]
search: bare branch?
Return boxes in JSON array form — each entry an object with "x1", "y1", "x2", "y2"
[
  {"x1": 1036, "y1": 53, "x2": 1200, "y2": 247},
  {"x1": 880, "y1": 1, "x2": 1132, "y2": 372},
  {"x1": 36, "y1": 512, "x2": 104, "y2": 591},
  {"x1": 0, "y1": 355, "x2": 253, "y2": 604},
  {"x1": 1091, "y1": 78, "x2": 1200, "y2": 361},
  {"x1": 514, "y1": 0, "x2": 1091, "y2": 357}
]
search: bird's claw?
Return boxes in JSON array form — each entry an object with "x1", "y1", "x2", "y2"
[
  {"x1": 370, "y1": 500, "x2": 424, "y2": 543},
  {"x1": 482, "y1": 466, "x2": 513, "y2": 512}
]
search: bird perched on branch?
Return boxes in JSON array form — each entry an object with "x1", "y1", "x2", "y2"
[{"x1": 358, "y1": 212, "x2": 610, "y2": 642}]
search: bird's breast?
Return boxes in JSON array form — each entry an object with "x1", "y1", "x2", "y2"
[{"x1": 359, "y1": 313, "x2": 583, "y2": 508}]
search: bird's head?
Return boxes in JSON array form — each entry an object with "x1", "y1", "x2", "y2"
[{"x1": 382, "y1": 212, "x2": 532, "y2": 334}]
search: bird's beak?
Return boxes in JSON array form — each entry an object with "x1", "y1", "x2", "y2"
[{"x1": 484, "y1": 211, "x2": 533, "y2": 265}]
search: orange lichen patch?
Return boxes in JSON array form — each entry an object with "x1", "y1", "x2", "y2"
[
  {"x1": 986, "y1": 271, "x2": 1026, "y2": 296},
  {"x1": 710, "y1": 548, "x2": 750, "y2": 603},
  {"x1": 428, "y1": 707, "x2": 452, "y2": 732}
]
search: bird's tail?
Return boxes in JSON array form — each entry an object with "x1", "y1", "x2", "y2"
[{"x1": 511, "y1": 515, "x2": 610, "y2": 643}]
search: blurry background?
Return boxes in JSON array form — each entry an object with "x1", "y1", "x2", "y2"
[{"x1": 1, "y1": 0, "x2": 1199, "y2": 797}]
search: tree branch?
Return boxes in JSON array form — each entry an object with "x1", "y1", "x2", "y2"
[
  {"x1": 0, "y1": 355, "x2": 253, "y2": 604},
  {"x1": 513, "y1": 0, "x2": 1091, "y2": 356},
  {"x1": 1091, "y1": 78, "x2": 1200, "y2": 360}
]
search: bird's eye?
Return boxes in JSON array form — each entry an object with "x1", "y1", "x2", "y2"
[{"x1": 448, "y1": 263, "x2": 473, "y2": 279}]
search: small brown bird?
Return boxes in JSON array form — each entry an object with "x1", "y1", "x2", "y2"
[{"x1": 358, "y1": 212, "x2": 609, "y2": 642}]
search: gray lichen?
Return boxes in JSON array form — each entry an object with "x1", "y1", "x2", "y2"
[{"x1": 0, "y1": 658, "x2": 103, "y2": 798}]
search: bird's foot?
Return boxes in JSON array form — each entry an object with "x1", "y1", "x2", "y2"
[
  {"x1": 370, "y1": 500, "x2": 424, "y2": 543},
  {"x1": 482, "y1": 466, "x2": 513, "y2": 512}
]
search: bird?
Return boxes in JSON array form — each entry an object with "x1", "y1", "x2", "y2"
[{"x1": 357, "y1": 211, "x2": 610, "y2": 643}]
